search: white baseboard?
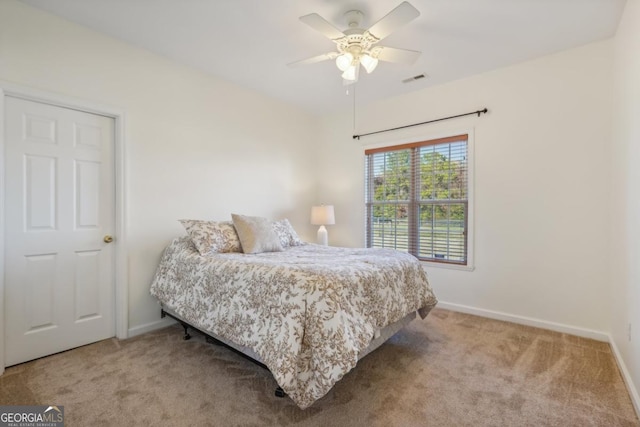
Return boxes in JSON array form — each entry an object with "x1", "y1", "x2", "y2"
[
  {"x1": 436, "y1": 301, "x2": 609, "y2": 342},
  {"x1": 608, "y1": 336, "x2": 640, "y2": 418},
  {"x1": 127, "y1": 316, "x2": 176, "y2": 338},
  {"x1": 437, "y1": 300, "x2": 639, "y2": 419}
]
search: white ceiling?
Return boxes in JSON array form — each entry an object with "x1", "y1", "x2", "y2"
[{"x1": 20, "y1": 0, "x2": 626, "y2": 115}]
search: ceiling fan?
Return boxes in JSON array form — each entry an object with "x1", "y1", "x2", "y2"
[{"x1": 288, "y1": 2, "x2": 421, "y2": 85}]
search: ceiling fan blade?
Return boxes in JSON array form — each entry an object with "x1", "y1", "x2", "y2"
[
  {"x1": 367, "y1": 2, "x2": 420, "y2": 41},
  {"x1": 287, "y1": 52, "x2": 336, "y2": 68},
  {"x1": 374, "y1": 46, "x2": 421, "y2": 65},
  {"x1": 299, "y1": 13, "x2": 346, "y2": 40}
]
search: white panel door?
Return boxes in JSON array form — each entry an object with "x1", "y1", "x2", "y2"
[{"x1": 4, "y1": 96, "x2": 115, "y2": 366}]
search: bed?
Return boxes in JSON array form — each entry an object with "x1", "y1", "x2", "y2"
[{"x1": 150, "y1": 234, "x2": 437, "y2": 409}]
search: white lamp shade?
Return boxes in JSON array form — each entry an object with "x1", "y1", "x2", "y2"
[
  {"x1": 335, "y1": 53, "x2": 354, "y2": 72},
  {"x1": 310, "y1": 205, "x2": 335, "y2": 225},
  {"x1": 360, "y1": 54, "x2": 379, "y2": 73}
]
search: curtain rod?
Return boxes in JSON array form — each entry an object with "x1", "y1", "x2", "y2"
[{"x1": 352, "y1": 108, "x2": 488, "y2": 140}]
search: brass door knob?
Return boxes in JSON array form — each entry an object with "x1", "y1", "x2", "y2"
[{"x1": 103, "y1": 235, "x2": 114, "y2": 243}]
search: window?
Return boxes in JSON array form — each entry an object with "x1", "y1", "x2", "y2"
[{"x1": 365, "y1": 134, "x2": 469, "y2": 265}]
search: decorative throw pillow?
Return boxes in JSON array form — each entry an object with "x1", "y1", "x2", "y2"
[
  {"x1": 179, "y1": 219, "x2": 242, "y2": 255},
  {"x1": 272, "y1": 218, "x2": 304, "y2": 247},
  {"x1": 231, "y1": 214, "x2": 283, "y2": 254}
]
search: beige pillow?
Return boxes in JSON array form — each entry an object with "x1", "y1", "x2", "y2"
[
  {"x1": 231, "y1": 214, "x2": 283, "y2": 254},
  {"x1": 179, "y1": 219, "x2": 242, "y2": 255}
]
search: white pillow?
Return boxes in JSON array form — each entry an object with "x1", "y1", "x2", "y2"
[{"x1": 231, "y1": 214, "x2": 283, "y2": 254}]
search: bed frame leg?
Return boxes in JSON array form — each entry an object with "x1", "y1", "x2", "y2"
[
  {"x1": 275, "y1": 387, "x2": 286, "y2": 398},
  {"x1": 180, "y1": 322, "x2": 191, "y2": 340}
]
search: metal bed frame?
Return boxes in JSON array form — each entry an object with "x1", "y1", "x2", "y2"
[{"x1": 161, "y1": 308, "x2": 287, "y2": 397}]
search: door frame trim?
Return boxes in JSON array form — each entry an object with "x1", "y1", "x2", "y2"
[{"x1": 0, "y1": 82, "x2": 129, "y2": 374}]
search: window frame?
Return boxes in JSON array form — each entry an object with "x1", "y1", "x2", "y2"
[{"x1": 363, "y1": 130, "x2": 475, "y2": 271}]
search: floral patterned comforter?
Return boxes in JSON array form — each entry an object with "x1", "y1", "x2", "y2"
[{"x1": 150, "y1": 237, "x2": 438, "y2": 409}]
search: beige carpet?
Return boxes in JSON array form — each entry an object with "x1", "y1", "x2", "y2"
[{"x1": 1, "y1": 308, "x2": 638, "y2": 426}]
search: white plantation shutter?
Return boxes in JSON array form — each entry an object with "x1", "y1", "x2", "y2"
[{"x1": 365, "y1": 134, "x2": 469, "y2": 265}]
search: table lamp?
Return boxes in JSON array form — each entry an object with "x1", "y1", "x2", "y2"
[{"x1": 310, "y1": 205, "x2": 335, "y2": 246}]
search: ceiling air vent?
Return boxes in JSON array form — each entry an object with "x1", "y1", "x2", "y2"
[{"x1": 402, "y1": 73, "x2": 428, "y2": 83}]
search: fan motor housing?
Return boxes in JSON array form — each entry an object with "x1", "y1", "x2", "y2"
[{"x1": 336, "y1": 32, "x2": 379, "y2": 58}]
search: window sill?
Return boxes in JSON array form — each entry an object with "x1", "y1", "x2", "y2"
[{"x1": 420, "y1": 260, "x2": 475, "y2": 272}]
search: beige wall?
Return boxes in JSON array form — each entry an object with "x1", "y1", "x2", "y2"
[
  {"x1": 611, "y1": 0, "x2": 640, "y2": 411},
  {"x1": 316, "y1": 41, "x2": 613, "y2": 335},
  {"x1": 0, "y1": 0, "x2": 318, "y2": 331}
]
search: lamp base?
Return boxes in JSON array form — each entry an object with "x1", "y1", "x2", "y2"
[{"x1": 317, "y1": 225, "x2": 329, "y2": 246}]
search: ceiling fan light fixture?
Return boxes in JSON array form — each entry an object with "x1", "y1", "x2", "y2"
[
  {"x1": 291, "y1": 3, "x2": 422, "y2": 85},
  {"x1": 360, "y1": 54, "x2": 379, "y2": 73},
  {"x1": 335, "y1": 53, "x2": 354, "y2": 72},
  {"x1": 341, "y1": 64, "x2": 359, "y2": 81}
]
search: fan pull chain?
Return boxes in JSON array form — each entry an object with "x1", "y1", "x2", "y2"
[{"x1": 352, "y1": 85, "x2": 357, "y2": 133}]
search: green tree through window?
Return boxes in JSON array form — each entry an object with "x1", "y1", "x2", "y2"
[{"x1": 365, "y1": 135, "x2": 468, "y2": 265}]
